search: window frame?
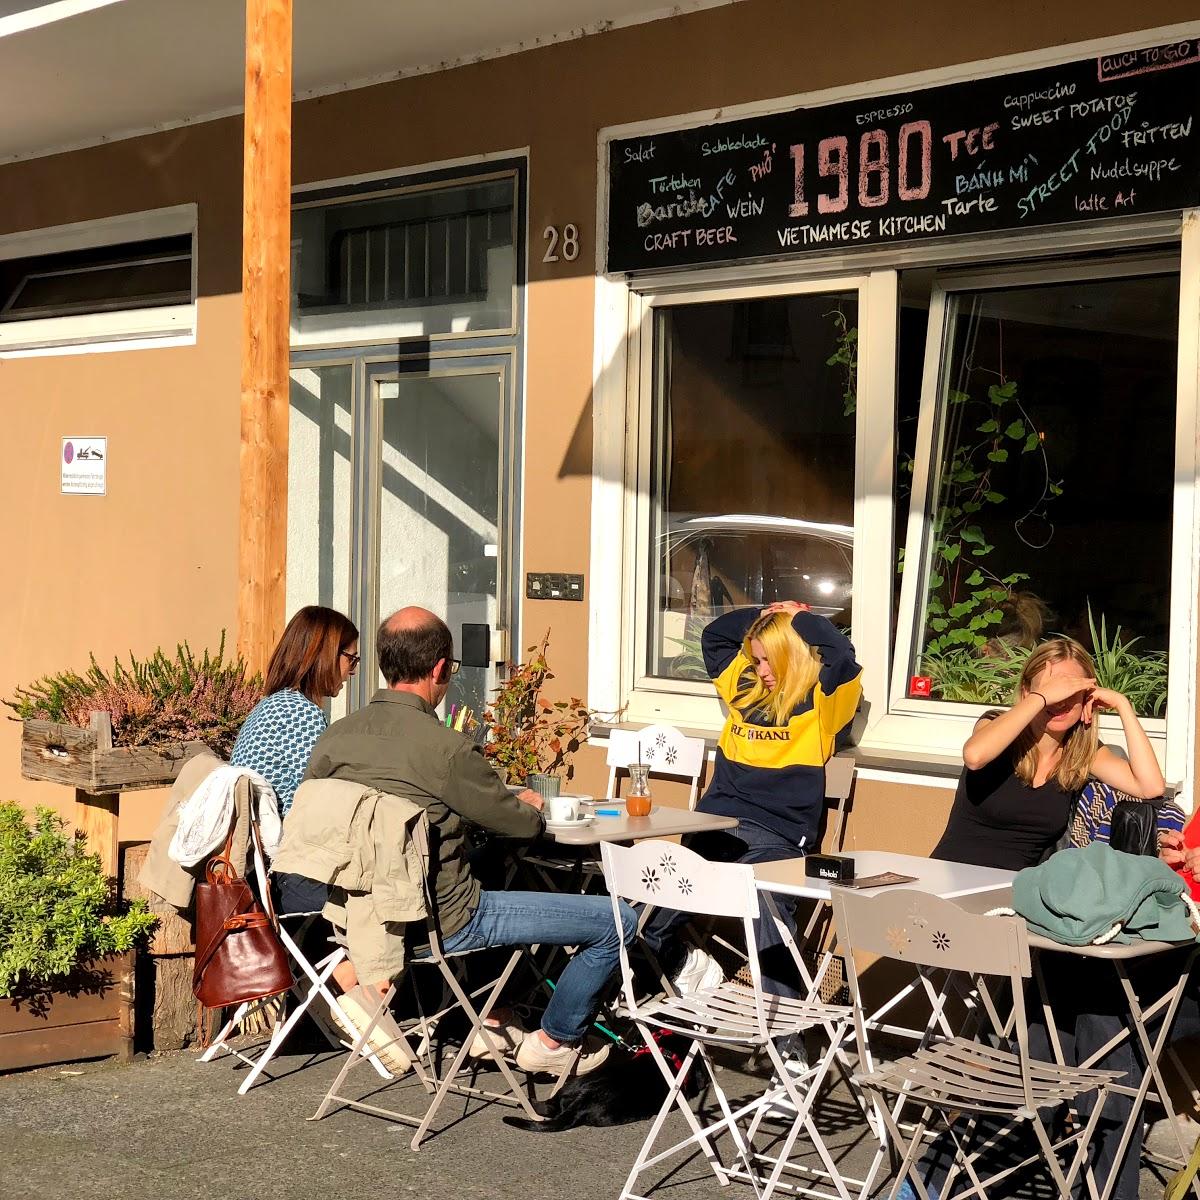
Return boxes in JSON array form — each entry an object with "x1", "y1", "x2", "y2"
[
  {"x1": 591, "y1": 213, "x2": 1198, "y2": 785},
  {"x1": 0, "y1": 205, "x2": 196, "y2": 355},
  {"x1": 618, "y1": 269, "x2": 887, "y2": 730},
  {"x1": 289, "y1": 167, "x2": 521, "y2": 349},
  {"x1": 884, "y1": 251, "x2": 1184, "y2": 757}
]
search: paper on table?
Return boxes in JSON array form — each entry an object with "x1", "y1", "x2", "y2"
[{"x1": 838, "y1": 872, "x2": 918, "y2": 890}]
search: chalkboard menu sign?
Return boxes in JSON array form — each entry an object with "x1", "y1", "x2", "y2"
[{"x1": 607, "y1": 40, "x2": 1200, "y2": 273}]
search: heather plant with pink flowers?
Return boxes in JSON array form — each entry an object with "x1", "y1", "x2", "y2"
[{"x1": 6, "y1": 634, "x2": 262, "y2": 757}]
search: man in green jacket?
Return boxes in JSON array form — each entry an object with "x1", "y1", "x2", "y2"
[{"x1": 306, "y1": 606, "x2": 635, "y2": 1077}]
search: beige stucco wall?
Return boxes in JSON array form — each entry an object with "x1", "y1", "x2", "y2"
[{"x1": 0, "y1": 0, "x2": 1193, "y2": 846}]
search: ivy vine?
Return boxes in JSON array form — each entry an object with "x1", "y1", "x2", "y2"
[
  {"x1": 825, "y1": 307, "x2": 859, "y2": 416},
  {"x1": 823, "y1": 311, "x2": 1064, "y2": 656},
  {"x1": 922, "y1": 378, "x2": 1064, "y2": 654}
]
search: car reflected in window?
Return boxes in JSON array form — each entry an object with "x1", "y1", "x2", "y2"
[{"x1": 654, "y1": 514, "x2": 853, "y2": 680}]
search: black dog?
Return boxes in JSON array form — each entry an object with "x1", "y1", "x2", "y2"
[{"x1": 503, "y1": 1034, "x2": 699, "y2": 1133}]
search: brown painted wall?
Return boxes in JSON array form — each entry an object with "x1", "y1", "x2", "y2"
[{"x1": 0, "y1": 0, "x2": 1192, "y2": 842}]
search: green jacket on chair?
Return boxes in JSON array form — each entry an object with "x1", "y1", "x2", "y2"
[{"x1": 1012, "y1": 841, "x2": 1199, "y2": 946}]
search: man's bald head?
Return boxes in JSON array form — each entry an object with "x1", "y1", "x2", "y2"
[{"x1": 377, "y1": 608, "x2": 454, "y2": 686}]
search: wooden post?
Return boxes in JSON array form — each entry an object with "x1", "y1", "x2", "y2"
[
  {"x1": 237, "y1": 0, "x2": 293, "y2": 672},
  {"x1": 122, "y1": 842, "x2": 199, "y2": 1051},
  {"x1": 75, "y1": 712, "x2": 119, "y2": 879}
]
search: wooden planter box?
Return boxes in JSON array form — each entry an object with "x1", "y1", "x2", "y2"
[
  {"x1": 0, "y1": 953, "x2": 134, "y2": 1072},
  {"x1": 20, "y1": 714, "x2": 208, "y2": 795},
  {"x1": 21, "y1": 711, "x2": 210, "y2": 878}
]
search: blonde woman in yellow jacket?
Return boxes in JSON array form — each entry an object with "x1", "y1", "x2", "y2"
[{"x1": 644, "y1": 601, "x2": 862, "y2": 999}]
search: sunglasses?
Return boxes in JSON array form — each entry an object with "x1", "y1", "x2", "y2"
[{"x1": 448, "y1": 659, "x2": 461, "y2": 676}]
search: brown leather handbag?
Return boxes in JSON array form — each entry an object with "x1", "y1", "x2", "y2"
[{"x1": 192, "y1": 817, "x2": 293, "y2": 1010}]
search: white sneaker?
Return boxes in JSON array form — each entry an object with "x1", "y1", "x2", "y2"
[
  {"x1": 515, "y1": 1031, "x2": 611, "y2": 1077},
  {"x1": 335, "y1": 986, "x2": 413, "y2": 1077},
  {"x1": 467, "y1": 1011, "x2": 528, "y2": 1059},
  {"x1": 671, "y1": 948, "x2": 725, "y2": 996}
]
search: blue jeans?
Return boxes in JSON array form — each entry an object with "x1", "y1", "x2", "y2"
[
  {"x1": 641, "y1": 820, "x2": 806, "y2": 999},
  {"x1": 440, "y1": 890, "x2": 638, "y2": 1044}
]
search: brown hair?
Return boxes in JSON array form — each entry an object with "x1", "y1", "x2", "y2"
[
  {"x1": 1012, "y1": 636, "x2": 1098, "y2": 793},
  {"x1": 264, "y1": 606, "x2": 359, "y2": 703}
]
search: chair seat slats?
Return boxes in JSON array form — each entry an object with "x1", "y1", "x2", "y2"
[
  {"x1": 636, "y1": 980, "x2": 849, "y2": 1042},
  {"x1": 860, "y1": 1037, "x2": 1120, "y2": 1111}
]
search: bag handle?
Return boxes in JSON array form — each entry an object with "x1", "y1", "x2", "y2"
[{"x1": 205, "y1": 820, "x2": 239, "y2": 885}]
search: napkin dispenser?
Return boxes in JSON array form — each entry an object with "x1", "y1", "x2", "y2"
[{"x1": 804, "y1": 854, "x2": 856, "y2": 882}]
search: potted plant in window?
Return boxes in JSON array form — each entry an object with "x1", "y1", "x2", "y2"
[
  {"x1": 481, "y1": 632, "x2": 595, "y2": 798},
  {"x1": 0, "y1": 802, "x2": 158, "y2": 1070}
]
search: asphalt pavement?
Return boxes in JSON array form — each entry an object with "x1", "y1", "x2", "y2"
[{"x1": 0, "y1": 1041, "x2": 1181, "y2": 1199}]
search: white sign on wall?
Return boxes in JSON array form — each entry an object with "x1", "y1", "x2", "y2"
[{"x1": 61, "y1": 437, "x2": 107, "y2": 496}]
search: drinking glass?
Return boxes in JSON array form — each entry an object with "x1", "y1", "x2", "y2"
[{"x1": 627, "y1": 764, "x2": 652, "y2": 817}]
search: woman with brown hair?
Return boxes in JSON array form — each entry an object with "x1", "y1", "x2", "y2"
[
  {"x1": 229, "y1": 606, "x2": 411, "y2": 1070},
  {"x1": 932, "y1": 636, "x2": 1164, "y2": 870},
  {"x1": 230, "y1": 605, "x2": 360, "y2": 817}
]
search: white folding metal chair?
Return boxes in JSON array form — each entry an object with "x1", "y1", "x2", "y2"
[
  {"x1": 607, "y1": 724, "x2": 707, "y2": 810},
  {"x1": 198, "y1": 796, "x2": 391, "y2": 1093},
  {"x1": 309, "y1": 816, "x2": 545, "y2": 1149},
  {"x1": 602, "y1": 838, "x2": 860, "y2": 1200},
  {"x1": 831, "y1": 887, "x2": 1121, "y2": 1200}
]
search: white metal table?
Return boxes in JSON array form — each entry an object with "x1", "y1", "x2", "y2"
[
  {"x1": 752, "y1": 855, "x2": 1016, "y2": 1198},
  {"x1": 753, "y1": 852, "x2": 1016, "y2": 1044},
  {"x1": 544, "y1": 801, "x2": 738, "y2": 846},
  {"x1": 752, "y1": 850, "x2": 1015, "y2": 903}
]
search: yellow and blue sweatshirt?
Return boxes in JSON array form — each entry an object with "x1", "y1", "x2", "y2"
[{"x1": 697, "y1": 608, "x2": 862, "y2": 849}]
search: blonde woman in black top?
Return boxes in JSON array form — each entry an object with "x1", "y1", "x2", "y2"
[{"x1": 932, "y1": 636, "x2": 1164, "y2": 870}]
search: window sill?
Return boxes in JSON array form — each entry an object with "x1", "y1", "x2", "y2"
[
  {"x1": 0, "y1": 304, "x2": 195, "y2": 355},
  {"x1": 590, "y1": 719, "x2": 960, "y2": 777}
]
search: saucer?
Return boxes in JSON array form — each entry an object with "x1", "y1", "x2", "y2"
[{"x1": 544, "y1": 814, "x2": 596, "y2": 830}]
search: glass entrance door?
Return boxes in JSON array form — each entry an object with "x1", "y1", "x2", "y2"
[{"x1": 365, "y1": 357, "x2": 514, "y2": 718}]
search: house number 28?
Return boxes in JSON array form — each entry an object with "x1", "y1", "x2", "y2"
[{"x1": 542, "y1": 224, "x2": 580, "y2": 263}]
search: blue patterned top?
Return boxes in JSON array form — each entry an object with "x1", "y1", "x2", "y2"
[
  {"x1": 1069, "y1": 779, "x2": 1184, "y2": 848},
  {"x1": 230, "y1": 688, "x2": 328, "y2": 816}
]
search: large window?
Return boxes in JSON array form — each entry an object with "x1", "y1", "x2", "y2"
[
  {"x1": 647, "y1": 293, "x2": 857, "y2": 682},
  {"x1": 601, "y1": 226, "x2": 1197, "y2": 780},
  {"x1": 897, "y1": 268, "x2": 1177, "y2": 718}
]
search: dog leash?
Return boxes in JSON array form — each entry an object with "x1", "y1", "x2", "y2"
[
  {"x1": 540, "y1": 978, "x2": 631, "y2": 1048},
  {"x1": 632, "y1": 1029, "x2": 686, "y2": 1074}
]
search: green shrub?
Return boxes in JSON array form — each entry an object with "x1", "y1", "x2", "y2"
[
  {"x1": 0, "y1": 803, "x2": 157, "y2": 1000},
  {"x1": 5, "y1": 633, "x2": 262, "y2": 758}
]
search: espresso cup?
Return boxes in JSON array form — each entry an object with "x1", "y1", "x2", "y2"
[{"x1": 546, "y1": 795, "x2": 581, "y2": 823}]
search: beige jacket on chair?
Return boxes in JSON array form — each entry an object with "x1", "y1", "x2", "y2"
[
  {"x1": 272, "y1": 778, "x2": 427, "y2": 981},
  {"x1": 138, "y1": 750, "x2": 246, "y2": 911}
]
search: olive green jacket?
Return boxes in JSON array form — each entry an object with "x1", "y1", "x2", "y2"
[{"x1": 304, "y1": 689, "x2": 542, "y2": 937}]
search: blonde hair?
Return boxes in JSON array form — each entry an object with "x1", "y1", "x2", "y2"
[
  {"x1": 731, "y1": 611, "x2": 822, "y2": 726},
  {"x1": 1012, "y1": 637, "x2": 1098, "y2": 792}
]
